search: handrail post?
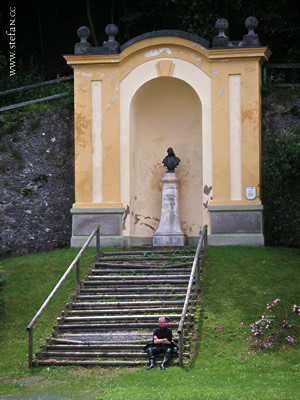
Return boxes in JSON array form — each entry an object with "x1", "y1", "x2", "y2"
[
  {"x1": 28, "y1": 328, "x2": 33, "y2": 368},
  {"x1": 196, "y1": 257, "x2": 200, "y2": 287},
  {"x1": 178, "y1": 330, "x2": 184, "y2": 367},
  {"x1": 76, "y1": 259, "x2": 80, "y2": 285},
  {"x1": 204, "y1": 225, "x2": 208, "y2": 257},
  {"x1": 96, "y1": 226, "x2": 100, "y2": 261}
]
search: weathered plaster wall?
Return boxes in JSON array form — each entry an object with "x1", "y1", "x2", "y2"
[
  {"x1": 210, "y1": 57, "x2": 262, "y2": 205},
  {"x1": 129, "y1": 77, "x2": 202, "y2": 238}
]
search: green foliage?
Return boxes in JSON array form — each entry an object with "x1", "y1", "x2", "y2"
[
  {"x1": 32, "y1": 174, "x2": 48, "y2": 183},
  {"x1": 262, "y1": 125, "x2": 300, "y2": 247}
]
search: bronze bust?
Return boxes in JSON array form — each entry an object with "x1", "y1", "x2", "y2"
[{"x1": 162, "y1": 148, "x2": 180, "y2": 172}]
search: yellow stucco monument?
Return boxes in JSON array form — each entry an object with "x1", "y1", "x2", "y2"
[{"x1": 64, "y1": 17, "x2": 270, "y2": 247}]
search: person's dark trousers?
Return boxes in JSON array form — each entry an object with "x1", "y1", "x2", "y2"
[{"x1": 146, "y1": 346, "x2": 172, "y2": 370}]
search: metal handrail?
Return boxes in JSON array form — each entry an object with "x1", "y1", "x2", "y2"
[
  {"x1": 26, "y1": 225, "x2": 100, "y2": 368},
  {"x1": 177, "y1": 225, "x2": 208, "y2": 366}
]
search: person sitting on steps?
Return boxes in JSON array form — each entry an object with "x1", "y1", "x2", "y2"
[{"x1": 143, "y1": 316, "x2": 178, "y2": 370}]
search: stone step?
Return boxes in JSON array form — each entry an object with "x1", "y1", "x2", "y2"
[
  {"x1": 97, "y1": 256, "x2": 194, "y2": 261},
  {"x1": 57, "y1": 314, "x2": 189, "y2": 323},
  {"x1": 63, "y1": 307, "x2": 192, "y2": 316},
  {"x1": 49, "y1": 337, "x2": 190, "y2": 346},
  {"x1": 73, "y1": 289, "x2": 185, "y2": 301},
  {"x1": 95, "y1": 262, "x2": 193, "y2": 268},
  {"x1": 83, "y1": 279, "x2": 189, "y2": 286},
  {"x1": 41, "y1": 344, "x2": 190, "y2": 351},
  {"x1": 37, "y1": 351, "x2": 190, "y2": 359},
  {"x1": 86, "y1": 274, "x2": 191, "y2": 280},
  {"x1": 78, "y1": 287, "x2": 190, "y2": 293},
  {"x1": 34, "y1": 359, "x2": 187, "y2": 367},
  {"x1": 101, "y1": 249, "x2": 195, "y2": 256},
  {"x1": 54, "y1": 322, "x2": 189, "y2": 331},
  {"x1": 90, "y1": 268, "x2": 192, "y2": 275},
  {"x1": 51, "y1": 332, "x2": 190, "y2": 341},
  {"x1": 68, "y1": 300, "x2": 186, "y2": 308}
]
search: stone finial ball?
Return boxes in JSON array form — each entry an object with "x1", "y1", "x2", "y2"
[
  {"x1": 215, "y1": 18, "x2": 229, "y2": 31},
  {"x1": 245, "y1": 16, "x2": 258, "y2": 30},
  {"x1": 77, "y1": 26, "x2": 90, "y2": 40},
  {"x1": 105, "y1": 24, "x2": 119, "y2": 38}
]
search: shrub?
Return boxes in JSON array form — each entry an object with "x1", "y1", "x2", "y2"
[{"x1": 262, "y1": 125, "x2": 300, "y2": 247}]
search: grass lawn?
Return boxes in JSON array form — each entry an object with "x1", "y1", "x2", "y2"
[{"x1": 0, "y1": 246, "x2": 299, "y2": 399}]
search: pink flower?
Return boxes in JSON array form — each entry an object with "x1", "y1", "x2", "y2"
[
  {"x1": 286, "y1": 336, "x2": 294, "y2": 344},
  {"x1": 265, "y1": 325, "x2": 269, "y2": 329},
  {"x1": 273, "y1": 298, "x2": 280, "y2": 304},
  {"x1": 251, "y1": 329, "x2": 255, "y2": 333}
]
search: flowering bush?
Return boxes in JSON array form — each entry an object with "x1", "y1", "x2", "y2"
[
  {"x1": 293, "y1": 304, "x2": 300, "y2": 316},
  {"x1": 249, "y1": 298, "x2": 299, "y2": 351}
]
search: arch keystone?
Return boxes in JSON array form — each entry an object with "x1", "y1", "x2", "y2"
[{"x1": 155, "y1": 60, "x2": 175, "y2": 77}]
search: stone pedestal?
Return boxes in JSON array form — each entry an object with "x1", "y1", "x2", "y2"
[{"x1": 153, "y1": 172, "x2": 186, "y2": 246}]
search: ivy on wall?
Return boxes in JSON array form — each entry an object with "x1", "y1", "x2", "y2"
[{"x1": 262, "y1": 124, "x2": 300, "y2": 247}]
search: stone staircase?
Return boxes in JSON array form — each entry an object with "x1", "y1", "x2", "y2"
[{"x1": 34, "y1": 248, "x2": 197, "y2": 367}]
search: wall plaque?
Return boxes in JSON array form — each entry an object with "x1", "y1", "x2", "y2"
[{"x1": 246, "y1": 186, "x2": 256, "y2": 200}]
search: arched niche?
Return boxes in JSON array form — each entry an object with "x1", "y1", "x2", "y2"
[{"x1": 129, "y1": 76, "x2": 202, "y2": 241}]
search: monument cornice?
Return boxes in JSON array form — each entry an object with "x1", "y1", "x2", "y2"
[{"x1": 207, "y1": 46, "x2": 271, "y2": 61}]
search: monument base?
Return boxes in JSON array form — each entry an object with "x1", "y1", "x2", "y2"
[
  {"x1": 153, "y1": 171, "x2": 186, "y2": 247},
  {"x1": 153, "y1": 233, "x2": 186, "y2": 247}
]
